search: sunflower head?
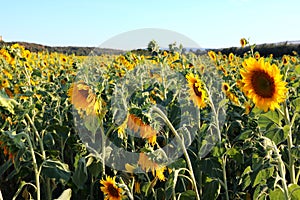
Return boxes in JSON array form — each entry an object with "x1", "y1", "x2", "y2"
[
  {"x1": 254, "y1": 52, "x2": 260, "y2": 59},
  {"x1": 240, "y1": 57, "x2": 288, "y2": 112},
  {"x1": 240, "y1": 38, "x2": 247, "y2": 48},
  {"x1": 138, "y1": 153, "x2": 166, "y2": 181},
  {"x1": 228, "y1": 53, "x2": 234, "y2": 62},
  {"x1": 222, "y1": 83, "x2": 230, "y2": 93},
  {"x1": 208, "y1": 51, "x2": 217, "y2": 62},
  {"x1": 282, "y1": 55, "x2": 290, "y2": 65},
  {"x1": 67, "y1": 81, "x2": 96, "y2": 115},
  {"x1": 1, "y1": 79, "x2": 10, "y2": 88},
  {"x1": 186, "y1": 73, "x2": 207, "y2": 109},
  {"x1": 100, "y1": 176, "x2": 124, "y2": 200}
]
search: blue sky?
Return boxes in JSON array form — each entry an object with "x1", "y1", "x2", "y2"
[{"x1": 1, "y1": 0, "x2": 300, "y2": 49}]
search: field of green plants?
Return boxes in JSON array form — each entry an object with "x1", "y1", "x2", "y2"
[{"x1": 1, "y1": 39, "x2": 300, "y2": 200}]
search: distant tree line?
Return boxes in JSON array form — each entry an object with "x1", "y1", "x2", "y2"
[
  {"x1": 1, "y1": 40, "x2": 300, "y2": 57},
  {"x1": 206, "y1": 42, "x2": 300, "y2": 58},
  {"x1": 0, "y1": 41, "x2": 124, "y2": 56}
]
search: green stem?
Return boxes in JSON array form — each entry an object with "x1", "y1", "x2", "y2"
[
  {"x1": 273, "y1": 140, "x2": 290, "y2": 200},
  {"x1": 283, "y1": 102, "x2": 296, "y2": 184},
  {"x1": 151, "y1": 107, "x2": 201, "y2": 200},
  {"x1": 207, "y1": 88, "x2": 229, "y2": 200},
  {"x1": 25, "y1": 113, "x2": 51, "y2": 200},
  {"x1": 25, "y1": 114, "x2": 46, "y2": 159},
  {"x1": 19, "y1": 133, "x2": 41, "y2": 200},
  {"x1": 222, "y1": 156, "x2": 230, "y2": 200}
]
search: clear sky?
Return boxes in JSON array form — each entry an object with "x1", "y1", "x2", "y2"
[{"x1": 1, "y1": 0, "x2": 300, "y2": 49}]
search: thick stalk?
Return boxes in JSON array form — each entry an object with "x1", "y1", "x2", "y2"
[
  {"x1": 207, "y1": 89, "x2": 229, "y2": 200},
  {"x1": 283, "y1": 102, "x2": 296, "y2": 184},
  {"x1": 151, "y1": 107, "x2": 200, "y2": 200},
  {"x1": 273, "y1": 141, "x2": 290, "y2": 200},
  {"x1": 19, "y1": 133, "x2": 41, "y2": 200},
  {"x1": 25, "y1": 114, "x2": 51, "y2": 200}
]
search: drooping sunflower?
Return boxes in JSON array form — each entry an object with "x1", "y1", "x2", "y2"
[
  {"x1": 240, "y1": 57, "x2": 288, "y2": 112},
  {"x1": 67, "y1": 81, "x2": 96, "y2": 115},
  {"x1": 127, "y1": 114, "x2": 157, "y2": 146},
  {"x1": 186, "y1": 73, "x2": 207, "y2": 109},
  {"x1": 100, "y1": 176, "x2": 124, "y2": 200},
  {"x1": 138, "y1": 153, "x2": 166, "y2": 181}
]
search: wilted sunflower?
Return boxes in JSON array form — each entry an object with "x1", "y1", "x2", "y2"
[
  {"x1": 67, "y1": 81, "x2": 96, "y2": 115},
  {"x1": 186, "y1": 73, "x2": 207, "y2": 109},
  {"x1": 127, "y1": 114, "x2": 157, "y2": 146},
  {"x1": 100, "y1": 176, "x2": 124, "y2": 200},
  {"x1": 138, "y1": 153, "x2": 166, "y2": 181},
  {"x1": 240, "y1": 57, "x2": 287, "y2": 112}
]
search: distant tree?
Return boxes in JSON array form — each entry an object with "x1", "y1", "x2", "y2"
[{"x1": 147, "y1": 40, "x2": 160, "y2": 53}]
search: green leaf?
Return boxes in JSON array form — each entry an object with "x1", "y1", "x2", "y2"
[
  {"x1": 179, "y1": 190, "x2": 197, "y2": 200},
  {"x1": 0, "y1": 94, "x2": 17, "y2": 114},
  {"x1": 292, "y1": 97, "x2": 300, "y2": 112},
  {"x1": 226, "y1": 147, "x2": 243, "y2": 164},
  {"x1": 199, "y1": 158, "x2": 222, "y2": 179},
  {"x1": 0, "y1": 161, "x2": 12, "y2": 177},
  {"x1": 269, "y1": 188, "x2": 285, "y2": 200},
  {"x1": 260, "y1": 110, "x2": 282, "y2": 126},
  {"x1": 237, "y1": 130, "x2": 252, "y2": 141},
  {"x1": 42, "y1": 160, "x2": 71, "y2": 181},
  {"x1": 202, "y1": 180, "x2": 221, "y2": 200},
  {"x1": 265, "y1": 126, "x2": 289, "y2": 145},
  {"x1": 168, "y1": 158, "x2": 186, "y2": 170},
  {"x1": 291, "y1": 146, "x2": 300, "y2": 159},
  {"x1": 288, "y1": 184, "x2": 300, "y2": 200},
  {"x1": 72, "y1": 157, "x2": 88, "y2": 189},
  {"x1": 239, "y1": 166, "x2": 252, "y2": 190},
  {"x1": 252, "y1": 167, "x2": 274, "y2": 187},
  {"x1": 54, "y1": 188, "x2": 72, "y2": 200},
  {"x1": 295, "y1": 65, "x2": 300, "y2": 75},
  {"x1": 83, "y1": 114, "x2": 100, "y2": 135}
]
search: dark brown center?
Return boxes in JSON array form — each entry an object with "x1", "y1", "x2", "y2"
[
  {"x1": 251, "y1": 71, "x2": 275, "y2": 98},
  {"x1": 108, "y1": 184, "x2": 120, "y2": 197},
  {"x1": 79, "y1": 89, "x2": 89, "y2": 98},
  {"x1": 193, "y1": 83, "x2": 202, "y2": 97}
]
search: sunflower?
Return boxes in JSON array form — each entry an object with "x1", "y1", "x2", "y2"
[
  {"x1": 222, "y1": 83, "x2": 230, "y2": 93},
  {"x1": 254, "y1": 52, "x2": 260, "y2": 59},
  {"x1": 138, "y1": 153, "x2": 166, "y2": 181},
  {"x1": 282, "y1": 55, "x2": 290, "y2": 65},
  {"x1": 240, "y1": 57, "x2": 287, "y2": 112},
  {"x1": 127, "y1": 114, "x2": 157, "y2": 145},
  {"x1": 228, "y1": 53, "x2": 234, "y2": 62},
  {"x1": 240, "y1": 38, "x2": 247, "y2": 48},
  {"x1": 3, "y1": 69, "x2": 13, "y2": 80},
  {"x1": 291, "y1": 56, "x2": 297, "y2": 63},
  {"x1": 1, "y1": 79, "x2": 10, "y2": 88},
  {"x1": 67, "y1": 81, "x2": 96, "y2": 115},
  {"x1": 134, "y1": 181, "x2": 141, "y2": 194},
  {"x1": 100, "y1": 176, "x2": 124, "y2": 200},
  {"x1": 186, "y1": 73, "x2": 207, "y2": 109},
  {"x1": 208, "y1": 51, "x2": 217, "y2": 62}
]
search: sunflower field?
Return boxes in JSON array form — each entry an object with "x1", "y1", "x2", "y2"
[{"x1": 1, "y1": 39, "x2": 300, "y2": 200}]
